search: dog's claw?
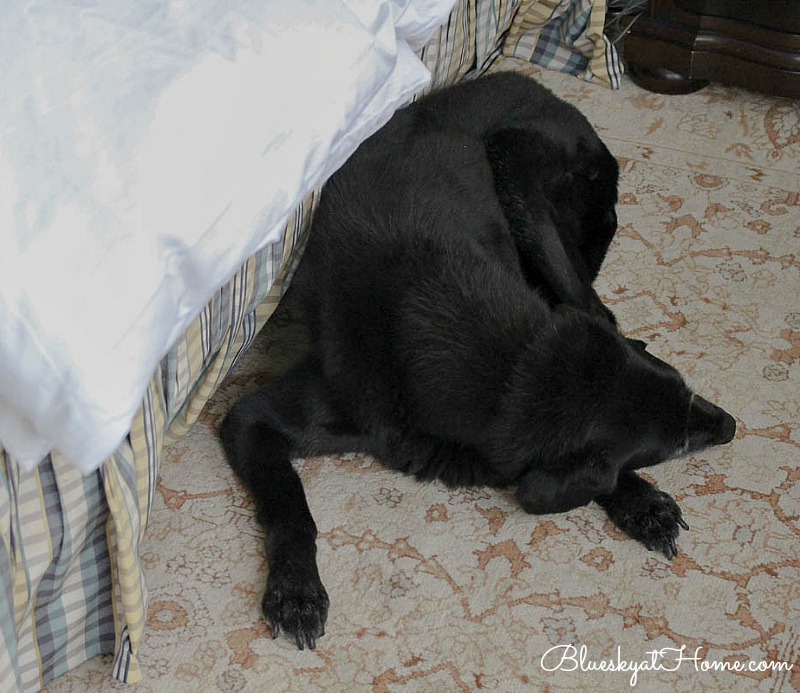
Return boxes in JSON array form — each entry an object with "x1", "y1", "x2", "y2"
[
  {"x1": 665, "y1": 537, "x2": 677, "y2": 560},
  {"x1": 261, "y1": 565, "x2": 329, "y2": 651},
  {"x1": 678, "y1": 517, "x2": 690, "y2": 531},
  {"x1": 296, "y1": 632, "x2": 317, "y2": 651},
  {"x1": 647, "y1": 535, "x2": 677, "y2": 560}
]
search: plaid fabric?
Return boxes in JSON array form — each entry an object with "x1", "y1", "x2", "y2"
[
  {"x1": 0, "y1": 453, "x2": 113, "y2": 691},
  {"x1": 0, "y1": 1, "x2": 618, "y2": 688},
  {"x1": 504, "y1": 0, "x2": 622, "y2": 88},
  {"x1": 420, "y1": 0, "x2": 521, "y2": 90}
]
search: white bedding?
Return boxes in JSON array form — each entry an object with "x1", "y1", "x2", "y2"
[{"x1": 0, "y1": 0, "x2": 456, "y2": 474}]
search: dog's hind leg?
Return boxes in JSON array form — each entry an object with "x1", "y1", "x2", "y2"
[
  {"x1": 485, "y1": 129, "x2": 615, "y2": 324},
  {"x1": 594, "y1": 471, "x2": 689, "y2": 560},
  {"x1": 506, "y1": 201, "x2": 616, "y2": 325},
  {"x1": 219, "y1": 357, "x2": 360, "y2": 649}
]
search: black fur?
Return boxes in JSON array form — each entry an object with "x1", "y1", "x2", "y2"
[{"x1": 220, "y1": 73, "x2": 736, "y2": 649}]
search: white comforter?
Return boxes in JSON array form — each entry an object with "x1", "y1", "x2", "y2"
[{"x1": 0, "y1": 0, "x2": 455, "y2": 473}]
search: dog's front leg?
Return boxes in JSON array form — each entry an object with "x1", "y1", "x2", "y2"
[
  {"x1": 595, "y1": 471, "x2": 689, "y2": 560},
  {"x1": 222, "y1": 417, "x2": 329, "y2": 650}
]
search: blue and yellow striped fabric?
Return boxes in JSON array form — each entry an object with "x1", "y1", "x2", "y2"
[{"x1": 0, "y1": 454, "x2": 113, "y2": 690}]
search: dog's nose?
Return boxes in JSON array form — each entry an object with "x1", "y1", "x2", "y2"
[
  {"x1": 717, "y1": 408, "x2": 737, "y2": 445},
  {"x1": 687, "y1": 394, "x2": 736, "y2": 450}
]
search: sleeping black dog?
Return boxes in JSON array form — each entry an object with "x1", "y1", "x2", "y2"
[{"x1": 220, "y1": 73, "x2": 736, "y2": 650}]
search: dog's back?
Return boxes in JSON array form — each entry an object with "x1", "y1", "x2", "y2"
[
  {"x1": 299, "y1": 131, "x2": 531, "y2": 433},
  {"x1": 294, "y1": 73, "x2": 624, "y2": 457},
  {"x1": 373, "y1": 72, "x2": 601, "y2": 155}
]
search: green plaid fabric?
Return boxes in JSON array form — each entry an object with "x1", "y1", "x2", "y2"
[{"x1": 504, "y1": 0, "x2": 622, "y2": 88}]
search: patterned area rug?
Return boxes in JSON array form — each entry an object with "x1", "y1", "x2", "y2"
[{"x1": 47, "y1": 59, "x2": 799, "y2": 692}]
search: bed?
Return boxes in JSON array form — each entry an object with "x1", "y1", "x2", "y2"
[{"x1": 0, "y1": 0, "x2": 620, "y2": 688}]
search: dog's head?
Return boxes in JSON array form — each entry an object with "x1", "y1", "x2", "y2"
[{"x1": 491, "y1": 310, "x2": 736, "y2": 514}]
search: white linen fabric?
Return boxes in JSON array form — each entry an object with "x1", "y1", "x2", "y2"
[{"x1": 0, "y1": 0, "x2": 456, "y2": 473}]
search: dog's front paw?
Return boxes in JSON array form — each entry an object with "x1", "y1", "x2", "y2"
[
  {"x1": 617, "y1": 489, "x2": 688, "y2": 559},
  {"x1": 262, "y1": 564, "x2": 329, "y2": 650},
  {"x1": 597, "y1": 478, "x2": 688, "y2": 560}
]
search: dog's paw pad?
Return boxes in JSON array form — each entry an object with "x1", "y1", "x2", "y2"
[{"x1": 262, "y1": 569, "x2": 329, "y2": 650}]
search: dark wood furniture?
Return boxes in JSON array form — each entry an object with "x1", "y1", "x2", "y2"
[{"x1": 624, "y1": 0, "x2": 800, "y2": 97}]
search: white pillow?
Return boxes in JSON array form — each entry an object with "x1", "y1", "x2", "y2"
[{"x1": 0, "y1": 0, "x2": 456, "y2": 473}]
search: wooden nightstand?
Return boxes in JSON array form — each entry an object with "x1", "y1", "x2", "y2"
[{"x1": 623, "y1": 0, "x2": 800, "y2": 97}]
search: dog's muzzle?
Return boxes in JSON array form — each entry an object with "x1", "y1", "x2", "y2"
[{"x1": 685, "y1": 393, "x2": 737, "y2": 453}]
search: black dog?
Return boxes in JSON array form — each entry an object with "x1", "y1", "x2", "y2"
[{"x1": 220, "y1": 73, "x2": 736, "y2": 650}]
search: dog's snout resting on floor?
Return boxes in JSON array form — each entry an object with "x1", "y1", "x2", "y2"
[{"x1": 220, "y1": 72, "x2": 736, "y2": 650}]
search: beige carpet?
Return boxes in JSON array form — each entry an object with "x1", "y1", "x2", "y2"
[{"x1": 47, "y1": 59, "x2": 799, "y2": 692}]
